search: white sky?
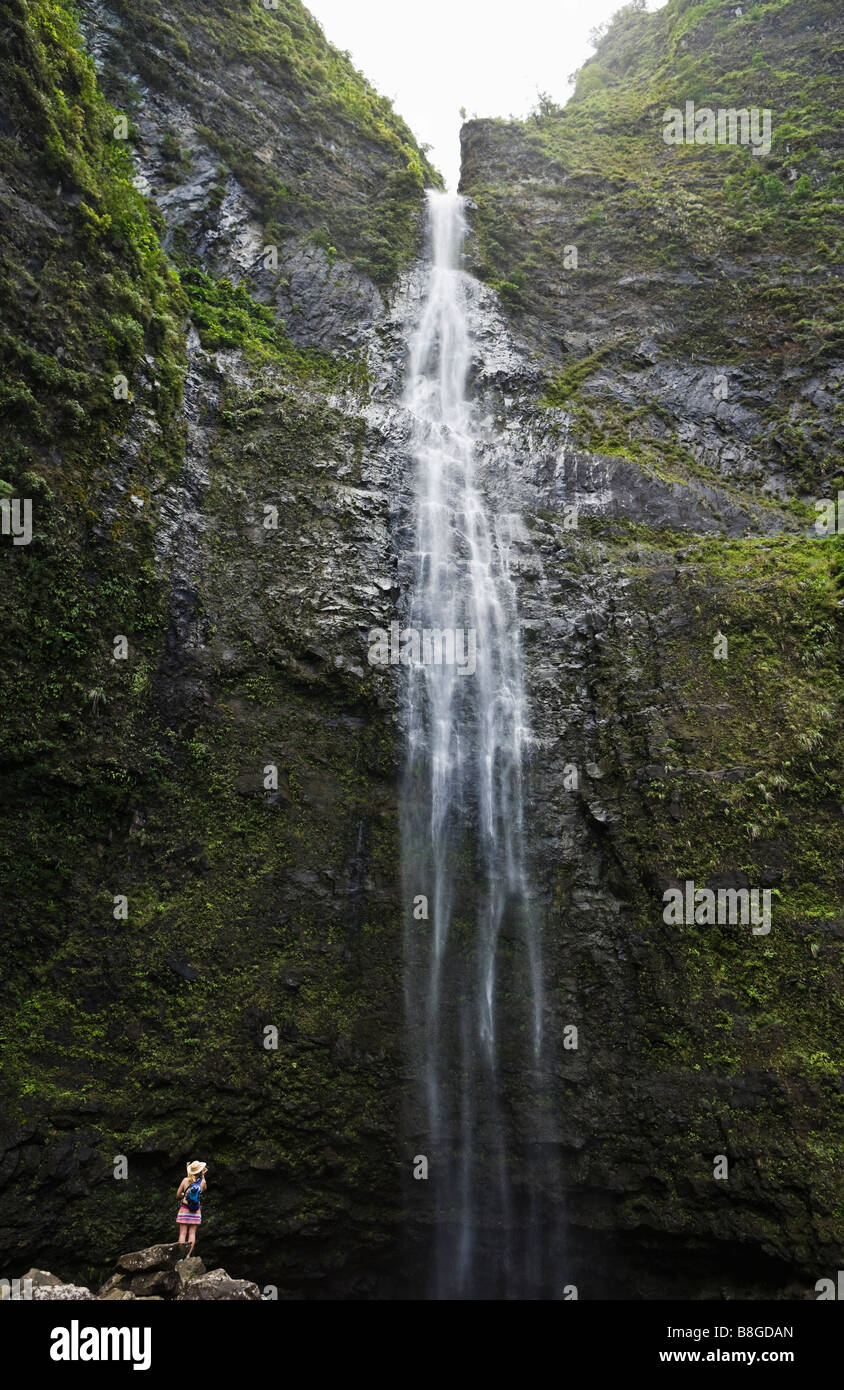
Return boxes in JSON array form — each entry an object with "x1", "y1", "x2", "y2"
[{"x1": 307, "y1": 0, "x2": 668, "y2": 188}]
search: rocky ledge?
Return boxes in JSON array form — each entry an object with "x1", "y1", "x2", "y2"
[{"x1": 10, "y1": 1244, "x2": 261, "y2": 1301}]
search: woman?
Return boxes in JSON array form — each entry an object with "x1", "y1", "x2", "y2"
[{"x1": 176, "y1": 1160, "x2": 207, "y2": 1254}]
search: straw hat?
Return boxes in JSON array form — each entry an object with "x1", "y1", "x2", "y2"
[{"x1": 186, "y1": 1160, "x2": 207, "y2": 1177}]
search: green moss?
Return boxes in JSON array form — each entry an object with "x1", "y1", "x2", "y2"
[
  {"x1": 100, "y1": 0, "x2": 441, "y2": 286},
  {"x1": 463, "y1": 0, "x2": 843, "y2": 494},
  {"x1": 542, "y1": 349, "x2": 611, "y2": 406},
  {"x1": 0, "y1": 0, "x2": 186, "y2": 483},
  {"x1": 179, "y1": 266, "x2": 366, "y2": 389},
  {"x1": 588, "y1": 532, "x2": 844, "y2": 1082},
  {"x1": 0, "y1": 1, "x2": 404, "y2": 1288}
]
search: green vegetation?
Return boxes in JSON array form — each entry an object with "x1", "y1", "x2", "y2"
[
  {"x1": 2, "y1": 0, "x2": 842, "y2": 1290},
  {"x1": 179, "y1": 267, "x2": 368, "y2": 390},
  {"x1": 0, "y1": 0, "x2": 405, "y2": 1286},
  {"x1": 548, "y1": 523, "x2": 844, "y2": 1254},
  {"x1": 463, "y1": 0, "x2": 844, "y2": 493},
  {"x1": 596, "y1": 529, "x2": 844, "y2": 1066},
  {"x1": 100, "y1": 0, "x2": 441, "y2": 286},
  {"x1": 0, "y1": 0, "x2": 186, "y2": 480}
]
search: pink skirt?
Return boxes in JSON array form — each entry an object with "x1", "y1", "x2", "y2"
[{"x1": 177, "y1": 1203, "x2": 201, "y2": 1225}]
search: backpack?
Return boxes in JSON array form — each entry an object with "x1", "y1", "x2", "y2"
[{"x1": 184, "y1": 1180, "x2": 202, "y2": 1213}]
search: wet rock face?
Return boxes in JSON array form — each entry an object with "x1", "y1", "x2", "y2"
[
  {"x1": 449, "y1": 0, "x2": 844, "y2": 1297},
  {"x1": 0, "y1": 0, "x2": 414, "y2": 1300},
  {"x1": 75, "y1": 0, "x2": 432, "y2": 333},
  {"x1": 457, "y1": 302, "x2": 843, "y2": 1295},
  {"x1": 458, "y1": 0, "x2": 843, "y2": 502},
  {"x1": 358, "y1": 235, "x2": 841, "y2": 1298},
  {"x1": 273, "y1": 245, "x2": 385, "y2": 353}
]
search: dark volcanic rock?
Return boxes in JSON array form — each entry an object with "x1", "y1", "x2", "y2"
[
  {"x1": 177, "y1": 1269, "x2": 261, "y2": 1301},
  {"x1": 128, "y1": 1269, "x2": 180, "y2": 1298},
  {"x1": 116, "y1": 1243, "x2": 183, "y2": 1275}
]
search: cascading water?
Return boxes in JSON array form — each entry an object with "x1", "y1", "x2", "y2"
[{"x1": 401, "y1": 190, "x2": 553, "y2": 1298}]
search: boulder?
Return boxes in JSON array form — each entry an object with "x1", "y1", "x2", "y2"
[
  {"x1": 15, "y1": 1249, "x2": 255, "y2": 1302},
  {"x1": 128, "y1": 1269, "x2": 179, "y2": 1298},
  {"x1": 31, "y1": 1283, "x2": 96, "y2": 1300},
  {"x1": 116, "y1": 1243, "x2": 183, "y2": 1274},
  {"x1": 97, "y1": 1272, "x2": 130, "y2": 1296},
  {"x1": 23, "y1": 1269, "x2": 63, "y2": 1288},
  {"x1": 176, "y1": 1256, "x2": 205, "y2": 1288},
  {"x1": 177, "y1": 1268, "x2": 260, "y2": 1300}
]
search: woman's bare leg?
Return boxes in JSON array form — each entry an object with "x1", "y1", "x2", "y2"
[{"x1": 177, "y1": 1222, "x2": 188, "y2": 1245}]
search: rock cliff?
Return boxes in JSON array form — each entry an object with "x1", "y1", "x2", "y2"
[
  {"x1": 458, "y1": 0, "x2": 844, "y2": 1296},
  {"x1": 0, "y1": 0, "x2": 430, "y2": 1298},
  {"x1": 0, "y1": 0, "x2": 842, "y2": 1299}
]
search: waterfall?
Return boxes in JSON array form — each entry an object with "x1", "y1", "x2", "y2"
[{"x1": 401, "y1": 190, "x2": 549, "y2": 1298}]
